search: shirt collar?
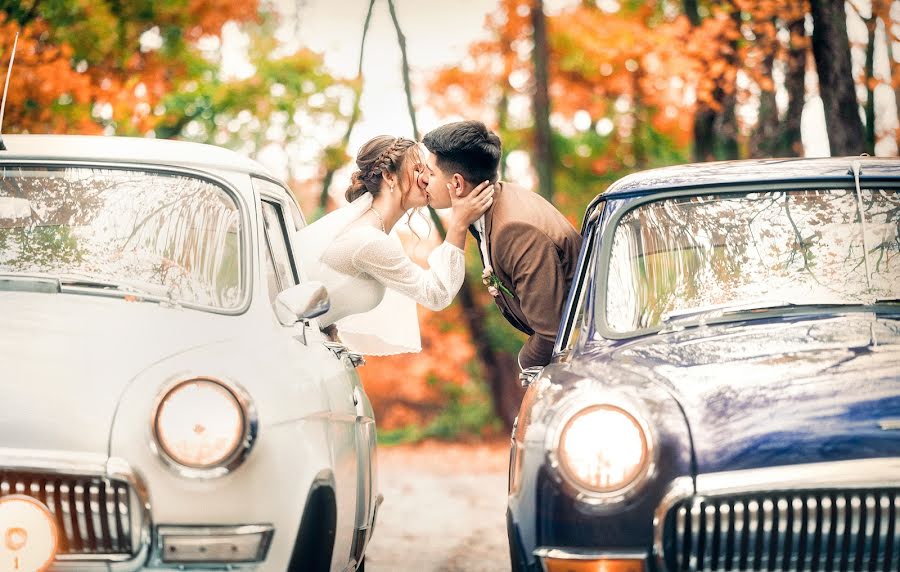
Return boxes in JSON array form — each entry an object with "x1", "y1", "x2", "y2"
[{"x1": 473, "y1": 215, "x2": 491, "y2": 269}]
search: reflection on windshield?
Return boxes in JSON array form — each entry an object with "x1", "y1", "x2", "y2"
[
  {"x1": 604, "y1": 188, "x2": 900, "y2": 333},
  {"x1": 0, "y1": 167, "x2": 244, "y2": 309}
]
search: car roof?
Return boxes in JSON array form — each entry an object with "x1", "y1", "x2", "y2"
[
  {"x1": 600, "y1": 156, "x2": 900, "y2": 200},
  {"x1": 0, "y1": 134, "x2": 273, "y2": 177}
]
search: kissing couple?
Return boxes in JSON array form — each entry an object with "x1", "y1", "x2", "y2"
[{"x1": 297, "y1": 120, "x2": 582, "y2": 370}]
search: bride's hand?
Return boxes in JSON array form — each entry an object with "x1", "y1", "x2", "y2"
[{"x1": 449, "y1": 180, "x2": 494, "y2": 227}]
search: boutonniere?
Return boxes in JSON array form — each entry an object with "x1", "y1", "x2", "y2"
[{"x1": 482, "y1": 266, "x2": 515, "y2": 298}]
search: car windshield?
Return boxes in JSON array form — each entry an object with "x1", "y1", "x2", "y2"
[
  {"x1": 601, "y1": 187, "x2": 900, "y2": 334},
  {"x1": 0, "y1": 166, "x2": 245, "y2": 310}
]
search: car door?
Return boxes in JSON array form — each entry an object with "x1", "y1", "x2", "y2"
[{"x1": 252, "y1": 177, "x2": 373, "y2": 570}]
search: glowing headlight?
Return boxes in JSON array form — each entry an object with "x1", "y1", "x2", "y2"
[
  {"x1": 153, "y1": 379, "x2": 249, "y2": 471},
  {"x1": 557, "y1": 404, "x2": 650, "y2": 496}
]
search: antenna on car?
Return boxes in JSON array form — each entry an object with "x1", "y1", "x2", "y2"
[{"x1": 0, "y1": 32, "x2": 20, "y2": 151}]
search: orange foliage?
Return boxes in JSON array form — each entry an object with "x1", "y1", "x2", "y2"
[
  {"x1": 1, "y1": 0, "x2": 259, "y2": 135},
  {"x1": 0, "y1": 15, "x2": 96, "y2": 134},
  {"x1": 428, "y1": 0, "x2": 834, "y2": 162},
  {"x1": 359, "y1": 303, "x2": 476, "y2": 430},
  {"x1": 184, "y1": 0, "x2": 260, "y2": 41}
]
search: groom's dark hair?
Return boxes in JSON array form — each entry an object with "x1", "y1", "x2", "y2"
[{"x1": 422, "y1": 121, "x2": 501, "y2": 185}]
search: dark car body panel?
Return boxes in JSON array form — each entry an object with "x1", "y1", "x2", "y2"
[{"x1": 509, "y1": 156, "x2": 900, "y2": 571}]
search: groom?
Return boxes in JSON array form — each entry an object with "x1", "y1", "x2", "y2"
[{"x1": 421, "y1": 121, "x2": 582, "y2": 369}]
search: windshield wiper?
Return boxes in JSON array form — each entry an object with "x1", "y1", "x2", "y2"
[
  {"x1": 0, "y1": 271, "x2": 174, "y2": 302},
  {"x1": 56, "y1": 273, "x2": 174, "y2": 300},
  {"x1": 662, "y1": 299, "x2": 795, "y2": 324},
  {"x1": 660, "y1": 298, "x2": 872, "y2": 325}
]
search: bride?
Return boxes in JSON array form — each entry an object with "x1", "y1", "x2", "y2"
[{"x1": 296, "y1": 135, "x2": 493, "y2": 355}]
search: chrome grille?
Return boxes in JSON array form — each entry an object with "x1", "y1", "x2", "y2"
[
  {"x1": 661, "y1": 489, "x2": 900, "y2": 571},
  {"x1": 0, "y1": 470, "x2": 134, "y2": 557}
]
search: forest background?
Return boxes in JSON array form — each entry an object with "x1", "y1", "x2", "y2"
[{"x1": 2, "y1": 0, "x2": 898, "y2": 442}]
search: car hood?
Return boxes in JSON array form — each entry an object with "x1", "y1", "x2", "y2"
[
  {"x1": 1, "y1": 292, "x2": 244, "y2": 455},
  {"x1": 587, "y1": 314, "x2": 900, "y2": 474}
]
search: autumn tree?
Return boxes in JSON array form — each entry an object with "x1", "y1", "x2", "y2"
[{"x1": 0, "y1": 1, "x2": 353, "y2": 184}]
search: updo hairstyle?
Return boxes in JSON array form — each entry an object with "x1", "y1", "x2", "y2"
[{"x1": 345, "y1": 135, "x2": 420, "y2": 203}]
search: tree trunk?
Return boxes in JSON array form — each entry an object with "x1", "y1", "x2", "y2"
[
  {"x1": 683, "y1": 0, "x2": 701, "y2": 26},
  {"x1": 531, "y1": 0, "x2": 554, "y2": 201},
  {"x1": 775, "y1": 13, "x2": 808, "y2": 157},
  {"x1": 750, "y1": 48, "x2": 779, "y2": 158},
  {"x1": 388, "y1": 0, "x2": 522, "y2": 429},
  {"x1": 864, "y1": 14, "x2": 877, "y2": 154},
  {"x1": 713, "y1": 8, "x2": 742, "y2": 160},
  {"x1": 809, "y1": 0, "x2": 866, "y2": 155},
  {"x1": 318, "y1": 0, "x2": 375, "y2": 213},
  {"x1": 684, "y1": 0, "x2": 711, "y2": 161}
]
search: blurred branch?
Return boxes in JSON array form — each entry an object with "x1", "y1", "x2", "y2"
[
  {"x1": 387, "y1": 0, "x2": 419, "y2": 139},
  {"x1": 318, "y1": 0, "x2": 375, "y2": 212}
]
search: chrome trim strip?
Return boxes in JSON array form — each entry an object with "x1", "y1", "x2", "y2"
[
  {"x1": 789, "y1": 497, "x2": 803, "y2": 571},
  {"x1": 804, "y1": 496, "x2": 817, "y2": 571},
  {"x1": 88, "y1": 483, "x2": 103, "y2": 549},
  {"x1": 847, "y1": 494, "x2": 861, "y2": 570},
  {"x1": 533, "y1": 547, "x2": 647, "y2": 561},
  {"x1": 106, "y1": 457, "x2": 152, "y2": 571},
  {"x1": 675, "y1": 504, "x2": 686, "y2": 568},
  {"x1": 73, "y1": 483, "x2": 89, "y2": 548},
  {"x1": 0, "y1": 448, "x2": 108, "y2": 475},
  {"x1": 652, "y1": 458, "x2": 900, "y2": 571},
  {"x1": 862, "y1": 494, "x2": 876, "y2": 571},
  {"x1": 892, "y1": 497, "x2": 900, "y2": 571},
  {"x1": 59, "y1": 482, "x2": 76, "y2": 550},
  {"x1": 819, "y1": 496, "x2": 833, "y2": 571},
  {"x1": 687, "y1": 501, "x2": 700, "y2": 571},
  {"x1": 149, "y1": 374, "x2": 258, "y2": 479},
  {"x1": 747, "y1": 499, "x2": 759, "y2": 569},
  {"x1": 760, "y1": 498, "x2": 773, "y2": 571},
  {"x1": 775, "y1": 497, "x2": 788, "y2": 570},
  {"x1": 733, "y1": 500, "x2": 745, "y2": 569},
  {"x1": 104, "y1": 478, "x2": 120, "y2": 552},
  {"x1": 695, "y1": 458, "x2": 900, "y2": 495},
  {"x1": 718, "y1": 502, "x2": 730, "y2": 571},
  {"x1": 652, "y1": 475, "x2": 693, "y2": 568}
]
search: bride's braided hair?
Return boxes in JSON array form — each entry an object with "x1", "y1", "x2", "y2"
[{"x1": 346, "y1": 135, "x2": 418, "y2": 202}]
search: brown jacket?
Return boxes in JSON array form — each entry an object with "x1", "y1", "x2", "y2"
[{"x1": 480, "y1": 182, "x2": 582, "y2": 368}]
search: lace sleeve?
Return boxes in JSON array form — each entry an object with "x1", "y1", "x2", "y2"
[{"x1": 350, "y1": 229, "x2": 465, "y2": 311}]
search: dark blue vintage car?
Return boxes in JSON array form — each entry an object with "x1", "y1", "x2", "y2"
[{"x1": 507, "y1": 157, "x2": 900, "y2": 572}]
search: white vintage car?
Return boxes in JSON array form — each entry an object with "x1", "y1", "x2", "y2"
[{"x1": 0, "y1": 135, "x2": 379, "y2": 572}]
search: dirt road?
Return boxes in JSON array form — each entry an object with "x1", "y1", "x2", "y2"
[{"x1": 365, "y1": 441, "x2": 511, "y2": 572}]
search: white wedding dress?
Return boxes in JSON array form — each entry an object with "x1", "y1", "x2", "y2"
[{"x1": 295, "y1": 193, "x2": 464, "y2": 355}]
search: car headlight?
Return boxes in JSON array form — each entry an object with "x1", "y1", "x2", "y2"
[
  {"x1": 555, "y1": 404, "x2": 653, "y2": 499},
  {"x1": 152, "y1": 378, "x2": 256, "y2": 477}
]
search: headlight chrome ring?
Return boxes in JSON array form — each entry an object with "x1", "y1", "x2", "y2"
[
  {"x1": 547, "y1": 399, "x2": 655, "y2": 506},
  {"x1": 150, "y1": 377, "x2": 258, "y2": 479}
]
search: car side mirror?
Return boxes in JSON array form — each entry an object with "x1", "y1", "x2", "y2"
[{"x1": 274, "y1": 282, "x2": 330, "y2": 327}]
